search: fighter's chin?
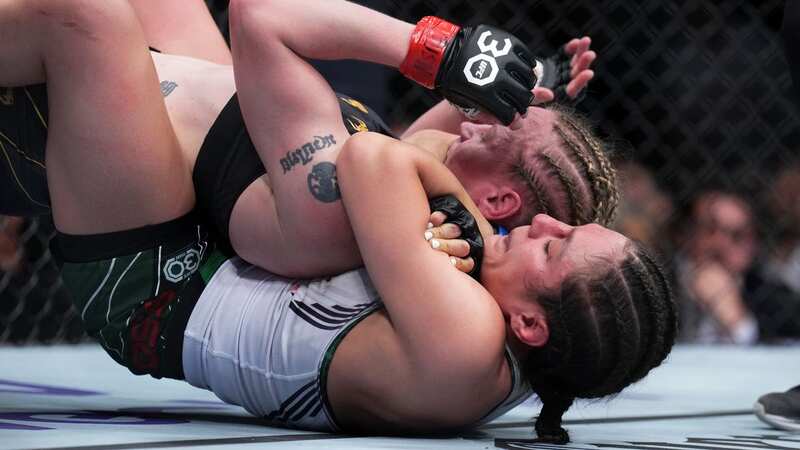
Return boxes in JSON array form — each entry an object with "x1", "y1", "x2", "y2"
[
  {"x1": 443, "y1": 138, "x2": 461, "y2": 166},
  {"x1": 481, "y1": 234, "x2": 503, "y2": 266}
]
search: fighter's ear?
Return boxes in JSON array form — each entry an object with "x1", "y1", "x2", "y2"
[
  {"x1": 509, "y1": 308, "x2": 549, "y2": 348},
  {"x1": 479, "y1": 187, "x2": 522, "y2": 221}
]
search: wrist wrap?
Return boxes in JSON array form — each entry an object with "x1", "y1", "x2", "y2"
[{"x1": 400, "y1": 16, "x2": 461, "y2": 89}]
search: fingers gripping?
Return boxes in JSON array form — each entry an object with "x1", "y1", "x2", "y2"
[
  {"x1": 425, "y1": 222, "x2": 476, "y2": 274},
  {"x1": 425, "y1": 223, "x2": 471, "y2": 257},
  {"x1": 427, "y1": 195, "x2": 484, "y2": 279}
]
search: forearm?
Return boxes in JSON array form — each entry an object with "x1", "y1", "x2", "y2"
[
  {"x1": 339, "y1": 132, "x2": 500, "y2": 371},
  {"x1": 341, "y1": 132, "x2": 492, "y2": 239},
  {"x1": 401, "y1": 129, "x2": 458, "y2": 163},
  {"x1": 402, "y1": 101, "x2": 467, "y2": 138},
  {"x1": 243, "y1": 0, "x2": 412, "y2": 67},
  {"x1": 709, "y1": 292, "x2": 757, "y2": 343},
  {"x1": 239, "y1": 0, "x2": 540, "y2": 126}
]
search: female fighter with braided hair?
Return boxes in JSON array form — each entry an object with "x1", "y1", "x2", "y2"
[
  {"x1": 330, "y1": 130, "x2": 677, "y2": 442},
  {"x1": 0, "y1": 0, "x2": 675, "y2": 443}
]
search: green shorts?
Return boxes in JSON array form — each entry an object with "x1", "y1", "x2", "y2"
[{"x1": 52, "y1": 213, "x2": 227, "y2": 379}]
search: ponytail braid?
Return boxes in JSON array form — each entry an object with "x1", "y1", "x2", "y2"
[{"x1": 532, "y1": 384, "x2": 574, "y2": 444}]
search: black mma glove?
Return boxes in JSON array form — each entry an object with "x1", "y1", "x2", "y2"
[
  {"x1": 400, "y1": 17, "x2": 536, "y2": 125},
  {"x1": 534, "y1": 47, "x2": 585, "y2": 103},
  {"x1": 428, "y1": 195, "x2": 484, "y2": 280}
]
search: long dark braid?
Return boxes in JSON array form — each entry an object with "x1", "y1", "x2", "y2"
[{"x1": 522, "y1": 241, "x2": 677, "y2": 443}]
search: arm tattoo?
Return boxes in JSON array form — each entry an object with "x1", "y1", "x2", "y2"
[
  {"x1": 160, "y1": 81, "x2": 178, "y2": 97},
  {"x1": 308, "y1": 162, "x2": 340, "y2": 203},
  {"x1": 280, "y1": 134, "x2": 337, "y2": 174}
]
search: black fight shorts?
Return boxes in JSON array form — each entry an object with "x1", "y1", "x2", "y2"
[{"x1": 0, "y1": 84, "x2": 50, "y2": 216}]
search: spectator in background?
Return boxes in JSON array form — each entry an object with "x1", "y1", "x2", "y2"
[
  {"x1": 763, "y1": 164, "x2": 800, "y2": 295},
  {"x1": 673, "y1": 190, "x2": 759, "y2": 344},
  {"x1": 743, "y1": 164, "x2": 800, "y2": 342},
  {"x1": 614, "y1": 162, "x2": 674, "y2": 254}
]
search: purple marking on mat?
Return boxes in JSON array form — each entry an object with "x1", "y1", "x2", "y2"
[
  {"x1": 119, "y1": 406, "x2": 228, "y2": 415},
  {"x1": 0, "y1": 421, "x2": 51, "y2": 430},
  {"x1": 0, "y1": 379, "x2": 102, "y2": 396},
  {"x1": 0, "y1": 411, "x2": 187, "y2": 425},
  {"x1": 166, "y1": 399, "x2": 230, "y2": 405}
]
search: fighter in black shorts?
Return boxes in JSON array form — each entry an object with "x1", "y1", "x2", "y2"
[{"x1": 0, "y1": 0, "x2": 596, "y2": 382}]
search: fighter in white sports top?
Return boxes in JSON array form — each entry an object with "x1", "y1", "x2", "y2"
[{"x1": 183, "y1": 258, "x2": 532, "y2": 431}]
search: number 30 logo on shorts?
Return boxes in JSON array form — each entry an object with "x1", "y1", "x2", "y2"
[
  {"x1": 163, "y1": 249, "x2": 201, "y2": 283},
  {"x1": 463, "y1": 30, "x2": 512, "y2": 86}
]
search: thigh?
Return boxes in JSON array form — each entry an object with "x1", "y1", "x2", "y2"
[
  {"x1": 36, "y1": 0, "x2": 195, "y2": 234},
  {"x1": 0, "y1": 0, "x2": 47, "y2": 86}
]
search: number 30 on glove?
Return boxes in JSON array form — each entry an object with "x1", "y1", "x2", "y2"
[{"x1": 400, "y1": 16, "x2": 537, "y2": 125}]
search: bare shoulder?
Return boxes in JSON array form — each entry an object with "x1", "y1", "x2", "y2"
[
  {"x1": 413, "y1": 298, "x2": 512, "y2": 429},
  {"x1": 328, "y1": 304, "x2": 512, "y2": 433}
]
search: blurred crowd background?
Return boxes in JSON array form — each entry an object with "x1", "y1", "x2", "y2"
[{"x1": 1, "y1": 0, "x2": 798, "y2": 345}]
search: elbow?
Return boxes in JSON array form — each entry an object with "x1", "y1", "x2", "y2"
[
  {"x1": 341, "y1": 131, "x2": 390, "y2": 154},
  {"x1": 338, "y1": 132, "x2": 419, "y2": 199},
  {"x1": 338, "y1": 132, "x2": 405, "y2": 177}
]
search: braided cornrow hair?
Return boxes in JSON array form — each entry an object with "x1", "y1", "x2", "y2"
[
  {"x1": 555, "y1": 106, "x2": 619, "y2": 226},
  {"x1": 502, "y1": 104, "x2": 619, "y2": 226},
  {"x1": 522, "y1": 241, "x2": 677, "y2": 444},
  {"x1": 540, "y1": 152, "x2": 587, "y2": 224},
  {"x1": 516, "y1": 163, "x2": 553, "y2": 218}
]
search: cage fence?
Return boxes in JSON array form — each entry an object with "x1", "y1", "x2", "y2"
[
  {"x1": 0, "y1": 216, "x2": 84, "y2": 344},
  {"x1": 1, "y1": 0, "x2": 798, "y2": 345}
]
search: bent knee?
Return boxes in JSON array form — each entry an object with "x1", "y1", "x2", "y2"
[{"x1": 228, "y1": 0, "x2": 283, "y2": 41}]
